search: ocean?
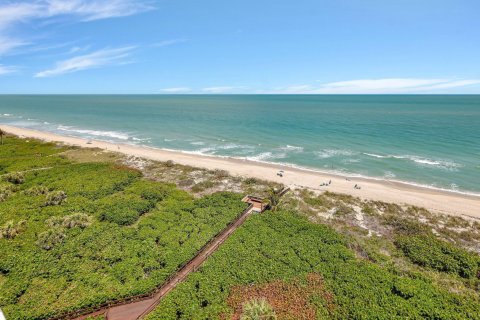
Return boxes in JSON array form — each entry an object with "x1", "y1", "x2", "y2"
[{"x1": 1, "y1": 95, "x2": 479, "y2": 195}]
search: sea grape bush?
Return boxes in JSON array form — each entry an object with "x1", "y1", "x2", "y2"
[
  {"x1": 148, "y1": 212, "x2": 480, "y2": 320},
  {"x1": 0, "y1": 220, "x2": 26, "y2": 239},
  {"x1": 0, "y1": 138, "x2": 248, "y2": 319},
  {"x1": 0, "y1": 136, "x2": 68, "y2": 173},
  {"x1": 0, "y1": 185, "x2": 13, "y2": 202},
  {"x1": 97, "y1": 193, "x2": 154, "y2": 225},
  {"x1": 36, "y1": 227, "x2": 66, "y2": 250},
  {"x1": 45, "y1": 190, "x2": 67, "y2": 206},
  {"x1": 3, "y1": 172, "x2": 25, "y2": 184},
  {"x1": 395, "y1": 234, "x2": 480, "y2": 279},
  {"x1": 24, "y1": 185, "x2": 49, "y2": 196},
  {"x1": 46, "y1": 213, "x2": 92, "y2": 229}
]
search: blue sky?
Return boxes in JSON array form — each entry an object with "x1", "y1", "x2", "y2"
[{"x1": 0, "y1": 0, "x2": 479, "y2": 94}]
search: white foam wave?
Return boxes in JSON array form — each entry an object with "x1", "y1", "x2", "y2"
[
  {"x1": 247, "y1": 152, "x2": 274, "y2": 161},
  {"x1": 190, "y1": 141, "x2": 205, "y2": 146},
  {"x1": 410, "y1": 157, "x2": 461, "y2": 170},
  {"x1": 363, "y1": 152, "x2": 388, "y2": 158},
  {"x1": 247, "y1": 151, "x2": 287, "y2": 161},
  {"x1": 279, "y1": 145, "x2": 304, "y2": 152},
  {"x1": 315, "y1": 149, "x2": 355, "y2": 159},
  {"x1": 132, "y1": 137, "x2": 151, "y2": 142},
  {"x1": 196, "y1": 147, "x2": 217, "y2": 154},
  {"x1": 363, "y1": 153, "x2": 461, "y2": 170},
  {"x1": 57, "y1": 125, "x2": 129, "y2": 140},
  {"x1": 219, "y1": 143, "x2": 255, "y2": 151},
  {"x1": 342, "y1": 158, "x2": 360, "y2": 163},
  {"x1": 383, "y1": 171, "x2": 396, "y2": 179}
]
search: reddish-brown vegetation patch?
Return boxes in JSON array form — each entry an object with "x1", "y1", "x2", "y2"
[{"x1": 226, "y1": 274, "x2": 335, "y2": 320}]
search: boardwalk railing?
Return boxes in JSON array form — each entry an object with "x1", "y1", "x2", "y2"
[{"x1": 50, "y1": 203, "x2": 254, "y2": 320}]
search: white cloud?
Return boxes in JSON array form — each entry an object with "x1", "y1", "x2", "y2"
[
  {"x1": 0, "y1": 64, "x2": 17, "y2": 75},
  {"x1": 160, "y1": 87, "x2": 191, "y2": 93},
  {"x1": 35, "y1": 46, "x2": 135, "y2": 77},
  {"x1": 46, "y1": 0, "x2": 154, "y2": 21},
  {"x1": 0, "y1": 1, "x2": 153, "y2": 55},
  {"x1": 68, "y1": 46, "x2": 90, "y2": 54},
  {"x1": 275, "y1": 79, "x2": 480, "y2": 94},
  {"x1": 0, "y1": 36, "x2": 29, "y2": 55},
  {"x1": 0, "y1": 0, "x2": 153, "y2": 25},
  {"x1": 152, "y1": 39, "x2": 186, "y2": 48},
  {"x1": 202, "y1": 86, "x2": 239, "y2": 93},
  {"x1": 0, "y1": 2, "x2": 41, "y2": 29}
]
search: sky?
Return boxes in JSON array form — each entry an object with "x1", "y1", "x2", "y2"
[{"x1": 0, "y1": 0, "x2": 480, "y2": 94}]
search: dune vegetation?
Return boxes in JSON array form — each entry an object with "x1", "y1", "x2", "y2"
[
  {"x1": 0, "y1": 135, "x2": 479, "y2": 320},
  {"x1": 147, "y1": 210, "x2": 480, "y2": 319},
  {"x1": 0, "y1": 136, "x2": 246, "y2": 319}
]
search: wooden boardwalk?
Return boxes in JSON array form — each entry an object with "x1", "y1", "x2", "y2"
[
  {"x1": 58, "y1": 187, "x2": 290, "y2": 320},
  {"x1": 73, "y1": 204, "x2": 256, "y2": 320}
]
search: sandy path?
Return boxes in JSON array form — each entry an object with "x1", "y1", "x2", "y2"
[{"x1": 2, "y1": 125, "x2": 479, "y2": 219}]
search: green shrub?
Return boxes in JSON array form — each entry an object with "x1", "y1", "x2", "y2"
[
  {"x1": 47, "y1": 213, "x2": 92, "y2": 229},
  {"x1": 126, "y1": 181, "x2": 172, "y2": 202},
  {"x1": 191, "y1": 180, "x2": 216, "y2": 193},
  {"x1": 98, "y1": 193, "x2": 153, "y2": 226},
  {"x1": 36, "y1": 228, "x2": 66, "y2": 250},
  {"x1": 244, "y1": 177, "x2": 258, "y2": 185},
  {"x1": 395, "y1": 234, "x2": 479, "y2": 278},
  {"x1": 45, "y1": 190, "x2": 67, "y2": 206},
  {"x1": 0, "y1": 185, "x2": 13, "y2": 202},
  {"x1": 335, "y1": 204, "x2": 355, "y2": 216},
  {"x1": 3, "y1": 172, "x2": 25, "y2": 184},
  {"x1": 148, "y1": 212, "x2": 480, "y2": 320},
  {"x1": 0, "y1": 220, "x2": 26, "y2": 239},
  {"x1": 24, "y1": 185, "x2": 49, "y2": 196},
  {"x1": 382, "y1": 214, "x2": 430, "y2": 235}
]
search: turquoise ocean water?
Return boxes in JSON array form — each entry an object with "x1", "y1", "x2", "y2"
[{"x1": 0, "y1": 95, "x2": 479, "y2": 195}]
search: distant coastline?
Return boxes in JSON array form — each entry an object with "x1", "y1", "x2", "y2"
[
  {"x1": 1, "y1": 95, "x2": 479, "y2": 194},
  {"x1": 2, "y1": 124, "x2": 479, "y2": 219}
]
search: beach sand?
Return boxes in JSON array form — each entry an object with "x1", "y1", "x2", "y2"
[{"x1": 2, "y1": 125, "x2": 479, "y2": 219}]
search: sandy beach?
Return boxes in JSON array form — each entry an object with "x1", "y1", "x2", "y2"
[{"x1": 2, "y1": 124, "x2": 479, "y2": 219}]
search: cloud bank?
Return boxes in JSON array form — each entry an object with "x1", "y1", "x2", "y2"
[
  {"x1": 160, "y1": 87, "x2": 191, "y2": 93},
  {"x1": 202, "y1": 86, "x2": 241, "y2": 93},
  {"x1": 277, "y1": 79, "x2": 480, "y2": 94}
]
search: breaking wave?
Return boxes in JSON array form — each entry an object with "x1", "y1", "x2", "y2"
[
  {"x1": 362, "y1": 152, "x2": 461, "y2": 170},
  {"x1": 315, "y1": 149, "x2": 356, "y2": 159},
  {"x1": 57, "y1": 125, "x2": 130, "y2": 140}
]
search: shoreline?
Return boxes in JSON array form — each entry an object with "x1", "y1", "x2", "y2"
[{"x1": 2, "y1": 124, "x2": 479, "y2": 219}]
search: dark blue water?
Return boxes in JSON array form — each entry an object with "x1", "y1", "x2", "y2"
[{"x1": 1, "y1": 95, "x2": 479, "y2": 194}]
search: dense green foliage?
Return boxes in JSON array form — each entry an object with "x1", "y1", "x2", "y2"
[
  {"x1": 148, "y1": 211, "x2": 480, "y2": 320},
  {"x1": 0, "y1": 136, "x2": 68, "y2": 173},
  {"x1": 0, "y1": 138, "x2": 247, "y2": 319},
  {"x1": 2, "y1": 136, "x2": 479, "y2": 320},
  {"x1": 396, "y1": 234, "x2": 480, "y2": 279}
]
